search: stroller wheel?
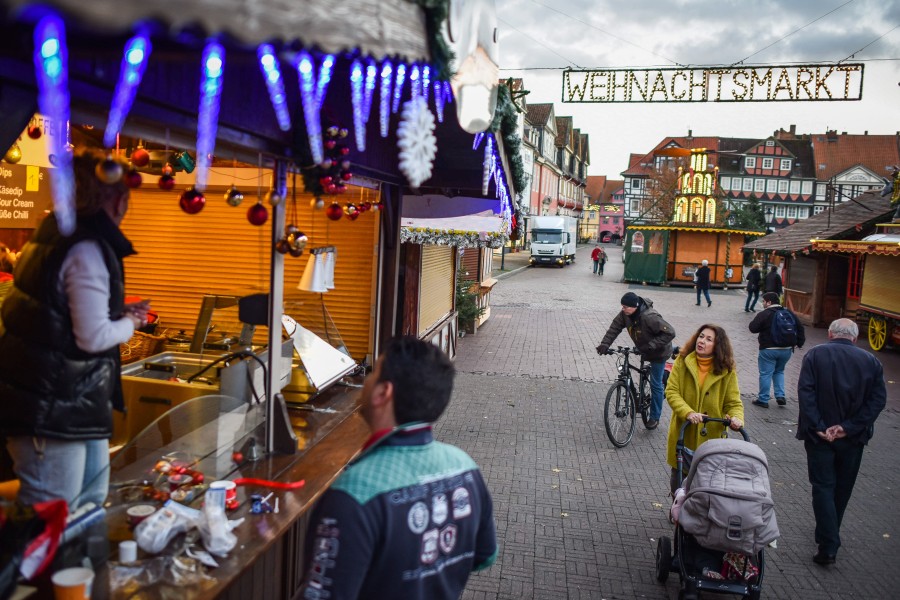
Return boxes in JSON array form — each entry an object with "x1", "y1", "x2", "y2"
[{"x1": 655, "y1": 536, "x2": 672, "y2": 583}]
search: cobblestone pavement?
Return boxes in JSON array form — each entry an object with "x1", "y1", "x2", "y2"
[{"x1": 435, "y1": 243, "x2": 900, "y2": 600}]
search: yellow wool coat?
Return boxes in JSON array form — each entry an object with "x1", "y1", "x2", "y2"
[{"x1": 665, "y1": 353, "x2": 744, "y2": 469}]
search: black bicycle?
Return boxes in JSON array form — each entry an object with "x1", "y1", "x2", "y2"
[{"x1": 602, "y1": 346, "x2": 652, "y2": 448}]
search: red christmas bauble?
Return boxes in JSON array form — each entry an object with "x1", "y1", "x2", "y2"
[
  {"x1": 335, "y1": 184, "x2": 347, "y2": 195},
  {"x1": 319, "y1": 175, "x2": 333, "y2": 186},
  {"x1": 27, "y1": 125, "x2": 42, "y2": 140},
  {"x1": 325, "y1": 183, "x2": 338, "y2": 195},
  {"x1": 324, "y1": 140, "x2": 337, "y2": 151},
  {"x1": 325, "y1": 202, "x2": 343, "y2": 221},
  {"x1": 341, "y1": 171, "x2": 352, "y2": 181},
  {"x1": 347, "y1": 210, "x2": 360, "y2": 221},
  {"x1": 275, "y1": 238, "x2": 292, "y2": 254},
  {"x1": 247, "y1": 202, "x2": 269, "y2": 226},
  {"x1": 158, "y1": 174, "x2": 176, "y2": 190},
  {"x1": 124, "y1": 169, "x2": 143, "y2": 188},
  {"x1": 339, "y1": 146, "x2": 350, "y2": 156},
  {"x1": 161, "y1": 164, "x2": 174, "y2": 176},
  {"x1": 131, "y1": 147, "x2": 150, "y2": 167},
  {"x1": 179, "y1": 187, "x2": 206, "y2": 215}
]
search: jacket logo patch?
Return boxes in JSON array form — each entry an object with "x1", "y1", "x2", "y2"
[
  {"x1": 452, "y1": 487, "x2": 471, "y2": 519},
  {"x1": 420, "y1": 528, "x2": 439, "y2": 564},
  {"x1": 439, "y1": 524, "x2": 458, "y2": 554},
  {"x1": 407, "y1": 501, "x2": 429, "y2": 534},
  {"x1": 432, "y1": 493, "x2": 448, "y2": 526}
]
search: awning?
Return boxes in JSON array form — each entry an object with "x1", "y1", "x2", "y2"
[
  {"x1": 627, "y1": 225, "x2": 766, "y2": 236},
  {"x1": 400, "y1": 214, "x2": 507, "y2": 249},
  {"x1": 811, "y1": 238, "x2": 900, "y2": 256},
  {"x1": 1, "y1": 0, "x2": 429, "y2": 61}
]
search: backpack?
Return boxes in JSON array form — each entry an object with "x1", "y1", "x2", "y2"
[{"x1": 770, "y1": 308, "x2": 797, "y2": 347}]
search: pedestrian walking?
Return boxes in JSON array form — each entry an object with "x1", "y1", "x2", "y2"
[
  {"x1": 598, "y1": 246, "x2": 607, "y2": 275},
  {"x1": 695, "y1": 259, "x2": 712, "y2": 307},
  {"x1": 591, "y1": 244, "x2": 602, "y2": 274},
  {"x1": 665, "y1": 323, "x2": 744, "y2": 493},
  {"x1": 596, "y1": 292, "x2": 676, "y2": 429},
  {"x1": 299, "y1": 337, "x2": 497, "y2": 599},
  {"x1": 748, "y1": 292, "x2": 805, "y2": 408},
  {"x1": 745, "y1": 262, "x2": 761, "y2": 312},
  {"x1": 796, "y1": 318, "x2": 886, "y2": 566},
  {"x1": 764, "y1": 265, "x2": 782, "y2": 299}
]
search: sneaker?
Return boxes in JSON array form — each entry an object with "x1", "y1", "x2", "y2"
[
  {"x1": 695, "y1": 303, "x2": 701, "y2": 306},
  {"x1": 707, "y1": 301, "x2": 712, "y2": 307},
  {"x1": 744, "y1": 308, "x2": 750, "y2": 312},
  {"x1": 813, "y1": 551, "x2": 836, "y2": 565},
  {"x1": 645, "y1": 418, "x2": 659, "y2": 430},
  {"x1": 776, "y1": 397, "x2": 786, "y2": 406},
  {"x1": 749, "y1": 308, "x2": 756, "y2": 312},
  {"x1": 752, "y1": 400, "x2": 769, "y2": 408}
]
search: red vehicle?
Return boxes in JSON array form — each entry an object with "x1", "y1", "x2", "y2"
[{"x1": 602, "y1": 235, "x2": 611, "y2": 243}]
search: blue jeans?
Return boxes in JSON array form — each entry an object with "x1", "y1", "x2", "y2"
[
  {"x1": 592, "y1": 260, "x2": 599, "y2": 273},
  {"x1": 6, "y1": 437, "x2": 109, "y2": 509},
  {"x1": 757, "y1": 347, "x2": 793, "y2": 403},
  {"x1": 745, "y1": 289, "x2": 759, "y2": 311},
  {"x1": 696, "y1": 287, "x2": 711, "y2": 305},
  {"x1": 805, "y1": 439, "x2": 864, "y2": 556},
  {"x1": 649, "y1": 360, "x2": 666, "y2": 420}
]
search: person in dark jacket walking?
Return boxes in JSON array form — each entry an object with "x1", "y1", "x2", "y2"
[
  {"x1": 797, "y1": 318, "x2": 886, "y2": 566},
  {"x1": 764, "y1": 265, "x2": 783, "y2": 297},
  {"x1": 596, "y1": 292, "x2": 676, "y2": 429},
  {"x1": 745, "y1": 262, "x2": 762, "y2": 312},
  {"x1": 0, "y1": 149, "x2": 150, "y2": 510},
  {"x1": 748, "y1": 292, "x2": 805, "y2": 408},
  {"x1": 694, "y1": 259, "x2": 712, "y2": 307}
]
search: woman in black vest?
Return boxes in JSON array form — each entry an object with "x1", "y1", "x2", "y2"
[{"x1": 0, "y1": 149, "x2": 150, "y2": 509}]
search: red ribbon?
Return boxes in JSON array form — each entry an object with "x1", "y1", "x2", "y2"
[{"x1": 232, "y1": 477, "x2": 306, "y2": 490}]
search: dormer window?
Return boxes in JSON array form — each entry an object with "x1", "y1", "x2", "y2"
[{"x1": 780, "y1": 159, "x2": 791, "y2": 171}]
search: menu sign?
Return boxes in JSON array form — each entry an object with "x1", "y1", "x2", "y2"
[{"x1": 0, "y1": 163, "x2": 53, "y2": 229}]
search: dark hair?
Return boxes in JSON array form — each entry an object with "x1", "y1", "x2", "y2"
[
  {"x1": 378, "y1": 337, "x2": 455, "y2": 424},
  {"x1": 679, "y1": 324, "x2": 735, "y2": 374},
  {"x1": 762, "y1": 292, "x2": 780, "y2": 304}
]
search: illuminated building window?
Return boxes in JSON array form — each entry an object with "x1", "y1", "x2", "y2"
[
  {"x1": 675, "y1": 197, "x2": 688, "y2": 222},
  {"x1": 705, "y1": 198, "x2": 716, "y2": 223}
]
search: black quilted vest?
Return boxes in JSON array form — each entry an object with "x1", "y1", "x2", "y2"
[{"x1": 0, "y1": 212, "x2": 134, "y2": 440}]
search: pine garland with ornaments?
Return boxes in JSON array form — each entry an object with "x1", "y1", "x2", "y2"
[{"x1": 400, "y1": 226, "x2": 505, "y2": 249}]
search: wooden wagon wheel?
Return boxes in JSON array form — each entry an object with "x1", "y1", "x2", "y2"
[{"x1": 868, "y1": 315, "x2": 887, "y2": 351}]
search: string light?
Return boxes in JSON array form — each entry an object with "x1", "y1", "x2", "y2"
[
  {"x1": 296, "y1": 51, "x2": 334, "y2": 164},
  {"x1": 379, "y1": 61, "x2": 393, "y2": 137},
  {"x1": 410, "y1": 64, "x2": 420, "y2": 99},
  {"x1": 434, "y1": 81, "x2": 445, "y2": 123},
  {"x1": 350, "y1": 59, "x2": 365, "y2": 151},
  {"x1": 105, "y1": 30, "x2": 151, "y2": 147},
  {"x1": 257, "y1": 44, "x2": 291, "y2": 131},
  {"x1": 392, "y1": 63, "x2": 407, "y2": 113},
  {"x1": 422, "y1": 65, "x2": 431, "y2": 105},
  {"x1": 196, "y1": 39, "x2": 225, "y2": 191},
  {"x1": 473, "y1": 132, "x2": 485, "y2": 150},
  {"x1": 34, "y1": 13, "x2": 75, "y2": 235}
]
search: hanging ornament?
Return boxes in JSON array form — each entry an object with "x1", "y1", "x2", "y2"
[
  {"x1": 124, "y1": 169, "x2": 143, "y2": 188},
  {"x1": 341, "y1": 170, "x2": 353, "y2": 182},
  {"x1": 325, "y1": 202, "x2": 343, "y2": 221},
  {"x1": 275, "y1": 238, "x2": 292, "y2": 254},
  {"x1": 289, "y1": 230, "x2": 308, "y2": 257},
  {"x1": 131, "y1": 145, "x2": 150, "y2": 167},
  {"x1": 321, "y1": 158, "x2": 333, "y2": 170},
  {"x1": 335, "y1": 184, "x2": 347, "y2": 195},
  {"x1": 158, "y1": 173, "x2": 175, "y2": 190},
  {"x1": 224, "y1": 185, "x2": 244, "y2": 207},
  {"x1": 247, "y1": 201, "x2": 268, "y2": 226},
  {"x1": 3, "y1": 143, "x2": 22, "y2": 164},
  {"x1": 360, "y1": 201, "x2": 372, "y2": 212},
  {"x1": 161, "y1": 164, "x2": 174, "y2": 176},
  {"x1": 396, "y1": 97, "x2": 437, "y2": 188},
  {"x1": 96, "y1": 155, "x2": 124, "y2": 184},
  {"x1": 27, "y1": 124, "x2": 42, "y2": 140},
  {"x1": 311, "y1": 197, "x2": 325, "y2": 210},
  {"x1": 266, "y1": 189, "x2": 283, "y2": 206},
  {"x1": 319, "y1": 175, "x2": 333, "y2": 187},
  {"x1": 179, "y1": 187, "x2": 206, "y2": 214},
  {"x1": 345, "y1": 203, "x2": 359, "y2": 221},
  {"x1": 373, "y1": 201, "x2": 384, "y2": 212}
]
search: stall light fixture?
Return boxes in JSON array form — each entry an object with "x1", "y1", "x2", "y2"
[
  {"x1": 473, "y1": 132, "x2": 485, "y2": 150},
  {"x1": 104, "y1": 31, "x2": 151, "y2": 148},
  {"x1": 257, "y1": 44, "x2": 291, "y2": 132},
  {"x1": 34, "y1": 12, "x2": 75, "y2": 235},
  {"x1": 434, "y1": 81, "x2": 446, "y2": 123},
  {"x1": 296, "y1": 51, "x2": 334, "y2": 165},
  {"x1": 422, "y1": 65, "x2": 431, "y2": 105},
  {"x1": 379, "y1": 61, "x2": 393, "y2": 137},
  {"x1": 196, "y1": 39, "x2": 225, "y2": 191},
  {"x1": 410, "y1": 64, "x2": 420, "y2": 99},
  {"x1": 350, "y1": 59, "x2": 377, "y2": 152},
  {"x1": 392, "y1": 63, "x2": 406, "y2": 114}
]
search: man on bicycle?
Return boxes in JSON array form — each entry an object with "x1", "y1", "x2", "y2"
[{"x1": 596, "y1": 292, "x2": 676, "y2": 430}]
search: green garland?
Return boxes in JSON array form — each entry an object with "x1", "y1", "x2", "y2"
[
  {"x1": 409, "y1": 0, "x2": 455, "y2": 82},
  {"x1": 490, "y1": 84, "x2": 530, "y2": 194}
]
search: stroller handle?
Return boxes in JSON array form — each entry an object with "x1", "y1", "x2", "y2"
[{"x1": 677, "y1": 416, "x2": 750, "y2": 444}]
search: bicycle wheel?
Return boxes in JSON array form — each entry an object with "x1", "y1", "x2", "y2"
[
  {"x1": 604, "y1": 382, "x2": 636, "y2": 447},
  {"x1": 639, "y1": 374, "x2": 652, "y2": 427}
]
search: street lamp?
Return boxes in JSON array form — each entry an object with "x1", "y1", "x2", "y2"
[{"x1": 763, "y1": 206, "x2": 775, "y2": 233}]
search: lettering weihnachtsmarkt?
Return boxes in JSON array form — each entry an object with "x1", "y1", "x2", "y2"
[{"x1": 562, "y1": 64, "x2": 864, "y2": 103}]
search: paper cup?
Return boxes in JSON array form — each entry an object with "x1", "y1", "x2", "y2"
[
  {"x1": 119, "y1": 540, "x2": 138, "y2": 563},
  {"x1": 207, "y1": 480, "x2": 236, "y2": 510},
  {"x1": 51, "y1": 567, "x2": 94, "y2": 600}
]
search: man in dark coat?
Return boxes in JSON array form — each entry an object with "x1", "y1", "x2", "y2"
[
  {"x1": 764, "y1": 265, "x2": 782, "y2": 297},
  {"x1": 694, "y1": 259, "x2": 711, "y2": 307},
  {"x1": 596, "y1": 292, "x2": 676, "y2": 429},
  {"x1": 797, "y1": 318, "x2": 886, "y2": 566},
  {"x1": 749, "y1": 292, "x2": 805, "y2": 408},
  {"x1": 744, "y1": 262, "x2": 762, "y2": 312}
]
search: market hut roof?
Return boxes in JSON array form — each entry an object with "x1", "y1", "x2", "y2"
[{"x1": 743, "y1": 191, "x2": 894, "y2": 253}]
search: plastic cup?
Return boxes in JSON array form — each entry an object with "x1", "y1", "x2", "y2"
[
  {"x1": 119, "y1": 540, "x2": 138, "y2": 563},
  {"x1": 207, "y1": 480, "x2": 236, "y2": 510},
  {"x1": 51, "y1": 567, "x2": 94, "y2": 600}
]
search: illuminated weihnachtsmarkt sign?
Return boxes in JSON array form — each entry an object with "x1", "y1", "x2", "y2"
[{"x1": 562, "y1": 64, "x2": 864, "y2": 103}]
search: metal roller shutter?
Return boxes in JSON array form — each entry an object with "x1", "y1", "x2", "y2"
[
  {"x1": 121, "y1": 185, "x2": 380, "y2": 361},
  {"x1": 418, "y1": 245, "x2": 454, "y2": 335}
]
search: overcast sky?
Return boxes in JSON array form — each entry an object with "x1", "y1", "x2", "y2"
[{"x1": 497, "y1": 0, "x2": 900, "y2": 178}]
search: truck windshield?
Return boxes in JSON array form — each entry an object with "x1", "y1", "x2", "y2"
[{"x1": 532, "y1": 231, "x2": 562, "y2": 244}]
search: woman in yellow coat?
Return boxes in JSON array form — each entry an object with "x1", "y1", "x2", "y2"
[{"x1": 665, "y1": 323, "x2": 745, "y2": 493}]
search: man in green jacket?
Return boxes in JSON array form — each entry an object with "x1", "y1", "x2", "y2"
[{"x1": 596, "y1": 292, "x2": 676, "y2": 429}]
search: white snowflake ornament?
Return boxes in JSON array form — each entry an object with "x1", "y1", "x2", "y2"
[{"x1": 397, "y1": 96, "x2": 437, "y2": 188}]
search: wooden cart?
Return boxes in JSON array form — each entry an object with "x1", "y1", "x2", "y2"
[{"x1": 858, "y1": 253, "x2": 900, "y2": 351}]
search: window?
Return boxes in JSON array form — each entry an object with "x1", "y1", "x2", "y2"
[
  {"x1": 798, "y1": 207, "x2": 808, "y2": 219},
  {"x1": 752, "y1": 179, "x2": 763, "y2": 192},
  {"x1": 775, "y1": 205, "x2": 785, "y2": 217},
  {"x1": 613, "y1": 216, "x2": 620, "y2": 224},
  {"x1": 787, "y1": 206, "x2": 797, "y2": 218},
  {"x1": 766, "y1": 179, "x2": 777, "y2": 193},
  {"x1": 631, "y1": 200, "x2": 641, "y2": 213},
  {"x1": 765, "y1": 140, "x2": 775, "y2": 146},
  {"x1": 632, "y1": 179, "x2": 642, "y2": 189},
  {"x1": 814, "y1": 205, "x2": 825, "y2": 215},
  {"x1": 778, "y1": 180, "x2": 789, "y2": 194},
  {"x1": 743, "y1": 178, "x2": 753, "y2": 192},
  {"x1": 790, "y1": 180, "x2": 800, "y2": 195},
  {"x1": 816, "y1": 182, "x2": 826, "y2": 198},
  {"x1": 802, "y1": 181, "x2": 813, "y2": 195},
  {"x1": 847, "y1": 254, "x2": 864, "y2": 300},
  {"x1": 762, "y1": 158, "x2": 774, "y2": 169},
  {"x1": 720, "y1": 176, "x2": 731, "y2": 191},
  {"x1": 730, "y1": 177, "x2": 740, "y2": 191},
  {"x1": 744, "y1": 157, "x2": 756, "y2": 169},
  {"x1": 780, "y1": 159, "x2": 791, "y2": 171}
]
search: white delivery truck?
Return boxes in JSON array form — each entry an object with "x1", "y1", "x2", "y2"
[{"x1": 528, "y1": 215, "x2": 578, "y2": 267}]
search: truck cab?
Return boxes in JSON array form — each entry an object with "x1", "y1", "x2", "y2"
[{"x1": 529, "y1": 215, "x2": 577, "y2": 267}]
